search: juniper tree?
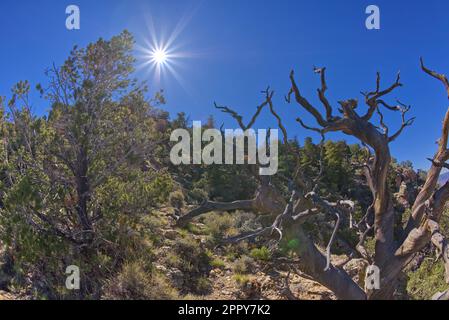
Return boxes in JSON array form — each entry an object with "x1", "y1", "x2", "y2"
[{"x1": 0, "y1": 31, "x2": 172, "y2": 297}]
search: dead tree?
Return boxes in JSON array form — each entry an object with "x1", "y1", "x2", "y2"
[{"x1": 176, "y1": 60, "x2": 449, "y2": 300}]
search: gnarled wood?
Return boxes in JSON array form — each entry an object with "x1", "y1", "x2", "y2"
[{"x1": 178, "y1": 61, "x2": 449, "y2": 300}]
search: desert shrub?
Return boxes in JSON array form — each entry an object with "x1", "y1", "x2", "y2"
[
  {"x1": 194, "y1": 164, "x2": 257, "y2": 202},
  {"x1": 234, "y1": 274, "x2": 251, "y2": 286},
  {"x1": 172, "y1": 237, "x2": 210, "y2": 273},
  {"x1": 192, "y1": 276, "x2": 212, "y2": 295},
  {"x1": 200, "y1": 212, "x2": 261, "y2": 248},
  {"x1": 233, "y1": 212, "x2": 260, "y2": 230},
  {"x1": 169, "y1": 190, "x2": 185, "y2": 209},
  {"x1": 223, "y1": 242, "x2": 250, "y2": 261},
  {"x1": 336, "y1": 228, "x2": 359, "y2": 254},
  {"x1": 140, "y1": 214, "x2": 166, "y2": 245},
  {"x1": 203, "y1": 213, "x2": 238, "y2": 240},
  {"x1": 185, "y1": 223, "x2": 209, "y2": 236},
  {"x1": 233, "y1": 255, "x2": 255, "y2": 274},
  {"x1": 103, "y1": 261, "x2": 178, "y2": 300},
  {"x1": 406, "y1": 258, "x2": 448, "y2": 300},
  {"x1": 210, "y1": 257, "x2": 226, "y2": 269},
  {"x1": 250, "y1": 246, "x2": 271, "y2": 261},
  {"x1": 0, "y1": 32, "x2": 175, "y2": 299},
  {"x1": 165, "y1": 237, "x2": 212, "y2": 295},
  {"x1": 187, "y1": 188, "x2": 208, "y2": 203}
]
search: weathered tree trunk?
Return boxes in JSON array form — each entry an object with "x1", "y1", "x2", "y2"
[
  {"x1": 177, "y1": 61, "x2": 449, "y2": 300},
  {"x1": 293, "y1": 225, "x2": 366, "y2": 300}
]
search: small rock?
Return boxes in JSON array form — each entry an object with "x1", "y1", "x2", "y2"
[
  {"x1": 163, "y1": 229, "x2": 179, "y2": 240},
  {"x1": 167, "y1": 268, "x2": 184, "y2": 288},
  {"x1": 154, "y1": 264, "x2": 167, "y2": 273}
]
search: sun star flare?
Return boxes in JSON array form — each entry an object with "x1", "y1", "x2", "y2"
[{"x1": 151, "y1": 48, "x2": 168, "y2": 65}]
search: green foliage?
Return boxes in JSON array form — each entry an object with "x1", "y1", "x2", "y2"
[
  {"x1": 250, "y1": 246, "x2": 271, "y2": 261},
  {"x1": 233, "y1": 274, "x2": 251, "y2": 286},
  {"x1": 406, "y1": 258, "x2": 448, "y2": 300},
  {"x1": 196, "y1": 165, "x2": 257, "y2": 202},
  {"x1": 0, "y1": 31, "x2": 172, "y2": 298},
  {"x1": 286, "y1": 239, "x2": 300, "y2": 252},
  {"x1": 210, "y1": 257, "x2": 226, "y2": 269},
  {"x1": 406, "y1": 213, "x2": 449, "y2": 300},
  {"x1": 187, "y1": 188, "x2": 208, "y2": 204},
  {"x1": 185, "y1": 222, "x2": 208, "y2": 236},
  {"x1": 322, "y1": 141, "x2": 353, "y2": 195}
]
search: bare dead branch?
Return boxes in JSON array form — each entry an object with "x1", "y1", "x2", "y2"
[
  {"x1": 312, "y1": 133, "x2": 326, "y2": 193},
  {"x1": 264, "y1": 88, "x2": 288, "y2": 144},
  {"x1": 362, "y1": 72, "x2": 403, "y2": 121},
  {"x1": 221, "y1": 226, "x2": 272, "y2": 244},
  {"x1": 376, "y1": 99, "x2": 401, "y2": 111},
  {"x1": 355, "y1": 226, "x2": 374, "y2": 264},
  {"x1": 214, "y1": 92, "x2": 270, "y2": 131},
  {"x1": 405, "y1": 59, "x2": 449, "y2": 236},
  {"x1": 292, "y1": 208, "x2": 320, "y2": 222},
  {"x1": 288, "y1": 70, "x2": 328, "y2": 127},
  {"x1": 314, "y1": 66, "x2": 333, "y2": 121},
  {"x1": 221, "y1": 190, "x2": 298, "y2": 244},
  {"x1": 389, "y1": 101, "x2": 416, "y2": 142},
  {"x1": 325, "y1": 211, "x2": 341, "y2": 271},
  {"x1": 421, "y1": 57, "x2": 449, "y2": 99},
  {"x1": 427, "y1": 158, "x2": 449, "y2": 170},
  {"x1": 376, "y1": 106, "x2": 389, "y2": 136},
  {"x1": 296, "y1": 117, "x2": 322, "y2": 134}
]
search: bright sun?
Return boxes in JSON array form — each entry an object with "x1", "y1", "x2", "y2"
[
  {"x1": 152, "y1": 49, "x2": 168, "y2": 65},
  {"x1": 137, "y1": 11, "x2": 198, "y2": 87}
]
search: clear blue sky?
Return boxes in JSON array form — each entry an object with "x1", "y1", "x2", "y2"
[{"x1": 1, "y1": 0, "x2": 449, "y2": 169}]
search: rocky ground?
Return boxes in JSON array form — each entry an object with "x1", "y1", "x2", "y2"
[
  {"x1": 203, "y1": 252, "x2": 366, "y2": 300},
  {"x1": 154, "y1": 212, "x2": 366, "y2": 301},
  {"x1": 0, "y1": 210, "x2": 368, "y2": 301},
  {"x1": 206, "y1": 267, "x2": 335, "y2": 300},
  {"x1": 0, "y1": 256, "x2": 358, "y2": 301}
]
